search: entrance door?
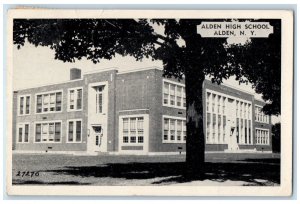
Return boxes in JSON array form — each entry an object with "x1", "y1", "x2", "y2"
[
  {"x1": 91, "y1": 125, "x2": 103, "y2": 152},
  {"x1": 226, "y1": 98, "x2": 239, "y2": 151},
  {"x1": 87, "y1": 81, "x2": 108, "y2": 154}
]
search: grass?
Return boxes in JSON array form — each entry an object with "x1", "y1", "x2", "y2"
[{"x1": 12, "y1": 153, "x2": 280, "y2": 186}]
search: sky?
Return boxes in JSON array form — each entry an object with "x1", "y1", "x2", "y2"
[{"x1": 13, "y1": 43, "x2": 255, "y2": 93}]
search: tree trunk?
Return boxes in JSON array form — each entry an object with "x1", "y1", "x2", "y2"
[
  {"x1": 185, "y1": 68, "x2": 205, "y2": 177},
  {"x1": 179, "y1": 20, "x2": 206, "y2": 177}
]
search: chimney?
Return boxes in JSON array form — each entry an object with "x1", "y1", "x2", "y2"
[{"x1": 70, "y1": 68, "x2": 81, "y2": 80}]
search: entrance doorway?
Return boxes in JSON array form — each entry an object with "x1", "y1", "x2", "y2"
[
  {"x1": 226, "y1": 98, "x2": 239, "y2": 151},
  {"x1": 87, "y1": 81, "x2": 108, "y2": 154},
  {"x1": 90, "y1": 125, "x2": 103, "y2": 152}
]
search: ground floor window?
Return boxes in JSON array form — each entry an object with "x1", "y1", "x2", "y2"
[
  {"x1": 67, "y1": 119, "x2": 82, "y2": 143},
  {"x1": 17, "y1": 123, "x2": 30, "y2": 143},
  {"x1": 122, "y1": 116, "x2": 144, "y2": 144},
  {"x1": 35, "y1": 121, "x2": 61, "y2": 143},
  {"x1": 163, "y1": 116, "x2": 186, "y2": 143},
  {"x1": 255, "y1": 128, "x2": 270, "y2": 145}
]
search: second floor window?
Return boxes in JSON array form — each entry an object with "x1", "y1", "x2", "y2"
[
  {"x1": 163, "y1": 80, "x2": 186, "y2": 109},
  {"x1": 19, "y1": 95, "x2": 30, "y2": 115},
  {"x1": 68, "y1": 88, "x2": 83, "y2": 111},
  {"x1": 96, "y1": 86, "x2": 104, "y2": 114},
  {"x1": 255, "y1": 106, "x2": 269, "y2": 123},
  {"x1": 36, "y1": 91, "x2": 62, "y2": 113}
]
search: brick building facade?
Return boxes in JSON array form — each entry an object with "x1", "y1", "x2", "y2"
[{"x1": 12, "y1": 67, "x2": 272, "y2": 155}]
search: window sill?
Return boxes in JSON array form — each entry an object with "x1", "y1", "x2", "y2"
[
  {"x1": 163, "y1": 104, "x2": 186, "y2": 110},
  {"x1": 35, "y1": 111, "x2": 63, "y2": 115},
  {"x1": 162, "y1": 141, "x2": 186, "y2": 144}
]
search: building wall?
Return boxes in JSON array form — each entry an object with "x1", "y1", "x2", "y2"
[
  {"x1": 151, "y1": 70, "x2": 187, "y2": 153},
  {"x1": 253, "y1": 100, "x2": 273, "y2": 151},
  {"x1": 13, "y1": 79, "x2": 87, "y2": 152},
  {"x1": 12, "y1": 67, "x2": 273, "y2": 154},
  {"x1": 83, "y1": 70, "x2": 117, "y2": 153},
  {"x1": 13, "y1": 69, "x2": 117, "y2": 153},
  {"x1": 12, "y1": 92, "x2": 18, "y2": 150},
  {"x1": 115, "y1": 69, "x2": 157, "y2": 153},
  {"x1": 203, "y1": 80, "x2": 255, "y2": 151}
]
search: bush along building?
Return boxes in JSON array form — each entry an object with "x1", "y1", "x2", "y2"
[{"x1": 12, "y1": 67, "x2": 272, "y2": 155}]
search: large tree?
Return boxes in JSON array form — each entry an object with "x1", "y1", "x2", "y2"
[{"x1": 13, "y1": 18, "x2": 281, "y2": 176}]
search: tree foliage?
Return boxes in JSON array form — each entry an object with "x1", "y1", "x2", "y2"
[
  {"x1": 228, "y1": 20, "x2": 281, "y2": 115},
  {"x1": 13, "y1": 18, "x2": 281, "y2": 115}
]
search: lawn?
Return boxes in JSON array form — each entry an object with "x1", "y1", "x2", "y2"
[{"x1": 12, "y1": 153, "x2": 280, "y2": 186}]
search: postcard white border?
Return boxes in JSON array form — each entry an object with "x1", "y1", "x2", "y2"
[{"x1": 6, "y1": 9, "x2": 293, "y2": 196}]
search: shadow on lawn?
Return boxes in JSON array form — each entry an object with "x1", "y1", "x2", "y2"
[{"x1": 34, "y1": 157, "x2": 280, "y2": 186}]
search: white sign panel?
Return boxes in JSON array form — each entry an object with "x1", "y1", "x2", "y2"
[{"x1": 197, "y1": 22, "x2": 274, "y2": 38}]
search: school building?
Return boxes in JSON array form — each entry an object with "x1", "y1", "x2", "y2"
[{"x1": 12, "y1": 67, "x2": 272, "y2": 155}]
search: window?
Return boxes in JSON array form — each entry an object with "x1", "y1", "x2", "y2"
[
  {"x1": 36, "y1": 95, "x2": 42, "y2": 113},
  {"x1": 217, "y1": 96, "x2": 221, "y2": 114},
  {"x1": 20, "y1": 97, "x2": 24, "y2": 115},
  {"x1": 206, "y1": 113, "x2": 211, "y2": 142},
  {"x1": 212, "y1": 114, "x2": 216, "y2": 142},
  {"x1": 177, "y1": 120, "x2": 182, "y2": 141},
  {"x1": 25, "y1": 96, "x2": 30, "y2": 114},
  {"x1": 244, "y1": 119, "x2": 247, "y2": 144},
  {"x1": 123, "y1": 118, "x2": 129, "y2": 143},
  {"x1": 96, "y1": 86, "x2": 104, "y2": 114},
  {"x1": 164, "y1": 118, "x2": 169, "y2": 141},
  {"x1": 163, "y1": 83, "x2": 169, "y2": 105},
  {"x1": 182, "y1": 87, "x2": 186, "y2": 108},
  {"x1": 240, "y1": 102, "x2": 243, "y2": 118},
  {"x1": 255, "y1": 105, "x2": 269, "y2": 123},
  {"x1": 206, "y1": 92, "x2": 211, "y2": 112},
  {"x1": 240, "y1": 118, "x2": 244, "y2": 141},
  {"x1": 163, "y1": 116, "x2": 186, "y2": 143},
  {"x1": 122, "y1": 116, "x2": 145, "y2": 144},
  {"x1": 36, "y1": 91, "x2": 62, "y2": 113},
  {"x1": 17, "y1": 123, "x2": 30, "y2": 143},
  {"x1": 248, "y1": 104, "x2": 251, "y2": 119},
  {"x1": 68, "y1": 88, "x2": 83, "y2": 111},
  {"x1": 137, "y1": 117, "x2": 144, "y2": 143},
  {"x1": 248, "y1": 120, "x2": 252, "y2": 144},
  {"x1": 163, "y1": 80, "x2": 186, "y2": 109},
  {"x1": 218, "y1": 115, "x2": 221, "y2": 142},
  {"x1": 223, "y1": 116, "x2": 226, "y2": 143},
  {"x1": 35, "y1": 121, "x2": 61, "y2": 143},
  {"x1": 183, "y1": 124, "x2": 187, "y2": 141},
  {"x1": 50, "y1": 94, "x2": 55, "y2": 111},
  {"x1": 236, "y1": 101, "x2": 239, "y2": 117},
  {"x1": 212, "y1": 94, "x2": 216, "y2": 113},
  {"x1": 236, "y1": 118, "x2": 239, "y2": 143},
  {"x1": 255, "y1": 128, "x2": 269, "y2": 145},
  {"x1": 176, "y1": 87, "x2": 182, "y2": 107},
  {"x1": 170, "y1": 85, "x2": 175, "y2": 106},
  {"x1": 170, "y1": 119, "x2": 175, "y2": 141},
  {"x1": 222, "y1": 97, "x2": 226, "y2": 114},
  {"x1": 18, "y1": 95, "x2": 31, "y2": 115},
  {"x1": 67, "y1": 119, "x2": 82, "y2": 143},
  {"x1": 56, "y1": 92, "x2": 62, "y2": 111}
]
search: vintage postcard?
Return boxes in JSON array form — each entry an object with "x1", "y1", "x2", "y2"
[{"x1": 6, "y1": 9, "x2": 293, "y2": 196}]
